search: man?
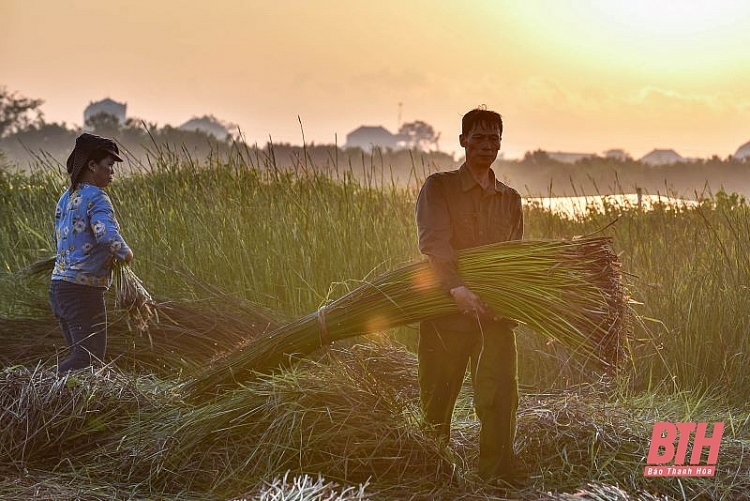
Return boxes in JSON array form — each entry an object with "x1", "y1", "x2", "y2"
[{"x1": 415, "y1": 107, "x2": 523, "y2": 483}]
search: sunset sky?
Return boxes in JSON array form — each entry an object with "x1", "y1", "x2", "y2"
[{"x1": 3, "y1": 0, "x2": 750, "y2": 159}]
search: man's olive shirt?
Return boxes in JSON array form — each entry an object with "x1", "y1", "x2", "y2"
[{"x1": 416, "y1": 163, "x2": 524, "y2": 330}]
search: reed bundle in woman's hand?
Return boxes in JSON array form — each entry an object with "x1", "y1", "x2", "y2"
[
  {"x1": 186, "y1": 236, "x2": 630, "y2": 399},
  {"x1": 112, "y1": 262, "x2": 156, "y2": 334},
  {"x1": 24, "y1": 257, "x2": 156, "y2": 332}
]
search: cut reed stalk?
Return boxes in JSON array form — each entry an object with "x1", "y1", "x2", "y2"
[
  {"x1": 185, "y1": 236, "x2": 630, "y2": 398},
  {"x1": 112, "y1": 262, "x2": 156, "y2": 333}
]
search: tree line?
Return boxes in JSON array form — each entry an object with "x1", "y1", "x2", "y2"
[{"x1": 2, "y1": 85, "x2": 749, "y2": 197}]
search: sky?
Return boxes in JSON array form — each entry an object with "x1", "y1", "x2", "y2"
[{"x1": 2, "y1": 0, "x2": 750, "y2": 160}]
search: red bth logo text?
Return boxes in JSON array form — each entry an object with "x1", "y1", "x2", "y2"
[{"x1": 644, "y1": 422, "x2": 723, "y2": 477}]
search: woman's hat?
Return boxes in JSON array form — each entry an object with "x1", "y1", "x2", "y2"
[{"x1": 66, "y1": 133, "x2": 123, "y2": 182}]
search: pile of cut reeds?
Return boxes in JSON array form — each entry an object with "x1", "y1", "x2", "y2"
[
  {"x1": 0, "y1": 365, "x2": 171, "y2": 469},
  {"x1": 81, "y1": 342, "x2": 454, "y2": 496},
  {"x1": 0, "y1": 296, "x2": 278, "y2": 376},
  {"x1": 13, "y1": 256, "x2": 258, "y2": 374},
  {"x1": 185, "y1": 236, "x2": 630, "y2": 398},
  {"x1": 2, "y1": 343, "x2": 747, "y2": 500}
]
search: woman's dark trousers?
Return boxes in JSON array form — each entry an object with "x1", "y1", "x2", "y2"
[{"x1": 49, "y1": 280, "x2": 107, "y2": 372}]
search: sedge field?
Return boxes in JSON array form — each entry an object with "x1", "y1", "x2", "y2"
[{"x1": 0, "y1": 150, "x2": 749, "y2": 500}]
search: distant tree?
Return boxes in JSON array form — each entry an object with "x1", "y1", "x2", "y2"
[
  {"x1": 604, "y1": 149, "x2": 631, "y2": 162},
  {"x1": 522, "y1": 149, "x2": 553, "y2": 165},
  {"x1": 10, "y1": 121, "x2": 77, "y2": 147},
  {"x1": 0, "y1": 86, "x2": 44, "y2": 137},
  {"x1": 85, "y1": 111, "x2": 122, "y2": 138},
  {"x1": 0, "y1": 120, "x2": 77, "y2": 168},
  {"x1": 397, "y1": 120, "x2": 440, "y2": 151},
  {"x1": 179, "y1": 114, "x2": 234, "y2": 141}
]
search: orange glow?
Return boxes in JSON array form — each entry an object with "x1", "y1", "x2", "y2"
[
  {"x1": 410, "y1": 267, "x2": 437, "y2": 293},
  {"x1": 3, "y1": 0, "x2": 750, "y2": 159},
  {"x1": 364, "y1": 315, "x2": 391, "y2": 333}
]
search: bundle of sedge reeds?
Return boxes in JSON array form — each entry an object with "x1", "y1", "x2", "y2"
[
  {"x1": 112, "y1": 262, "x2": 156, "y2": 333},
  {"x1": 185, "y1": 236, "x2": 630, "y2": 398}
]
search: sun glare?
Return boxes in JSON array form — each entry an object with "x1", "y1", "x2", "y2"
[
  {"x1": 591, "y1": 0, "x2": 750, "y2": 36},
  {"x1": 505, "y1": 0, "x2": 750, "y2": 81}
]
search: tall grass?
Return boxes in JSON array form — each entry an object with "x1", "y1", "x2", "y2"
[
  {"x1": 522, "y1": 193, "x2": 750, "y2": 398},
  {"x1": 3, "y1": 148, "x2": 750, "y2": 499},
  {"x1": 2, "y1": 149, "x2": 750, "y2": 401}
]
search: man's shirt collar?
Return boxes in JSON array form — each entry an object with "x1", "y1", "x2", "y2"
[{"x1": 458, "y1": 163, "x2": 507, "y2": 193}]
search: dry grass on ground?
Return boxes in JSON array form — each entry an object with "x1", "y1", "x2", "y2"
[{"x1": 2, "y1": 339, "x2": 747, "y2": 500}]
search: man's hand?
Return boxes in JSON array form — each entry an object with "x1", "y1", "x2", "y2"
[
  {"x1": 449, "y1": 285, "x2": 493, "y2": 319},
  {"x1": 123, "y1": 249, "x2": 134, "y2": 265}
]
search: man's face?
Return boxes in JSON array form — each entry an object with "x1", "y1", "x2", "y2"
[{"x1": 459, "y1": 122, "x2": 502, "y2": 168}]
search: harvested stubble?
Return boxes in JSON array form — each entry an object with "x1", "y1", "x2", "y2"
[
  {"x1": 513, "y1": 386, "x2": 750, "y2": 500},
  {"x1": 0, "y1": 365, "x2": 173, "y2": 471},
  {"x1": 247, "y1": 472, "x2": 370, "y2": 501},
  {"x1": 538, "y1": 483, "x2": 669, "y2": 501},
  {"x1": 96, "y1": 343, "x2": 453, "y2": 497},
  {"x1": 186, "y1": 236, "x2": 630, "y2": 398},
  {"x1": 2, "y1": 342, "x2": 748, "y2": 500},
  {"x1": 0, "y1": 471, "x2": 126, "y2": 501},
  {"x1": 515, "y1": 384, "x2": 648, "y2": 488}
]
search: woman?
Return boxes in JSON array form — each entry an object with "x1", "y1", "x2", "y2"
[{"x1": 50, "y1": 133, "x2": 134, "y2": 372}]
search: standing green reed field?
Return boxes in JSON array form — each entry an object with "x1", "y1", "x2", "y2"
[{"x1": 1, "y1": 151, "x2": 749, "y2": 402}]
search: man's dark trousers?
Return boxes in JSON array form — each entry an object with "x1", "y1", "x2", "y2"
[{"x1": 418, "y1": 318, "x2": 518, "y2": 480}]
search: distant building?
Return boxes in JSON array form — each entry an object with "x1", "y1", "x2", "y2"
[
  {"x1": 734, "y1": 140, "x2": 750, "y2": 160},
  {"x1": 640, "y1": 149, "x2": 684, "y2": 166},
  {"x1": 179, "y1": 115, "x2": 230, "y2": 140},
  {"x1": 84, "y1": 98, "x2": 127, "y2": 128},
  {"x1": 546, "y1": 151, "x2": 597, "y2": 164},
  {"x1": 345, "y1": 125, "x2": 399, "y2": 151}
]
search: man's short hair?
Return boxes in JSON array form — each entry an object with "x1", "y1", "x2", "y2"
[{"x1": 462, "y1": 108, "x2": 503, "y2": 136}]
